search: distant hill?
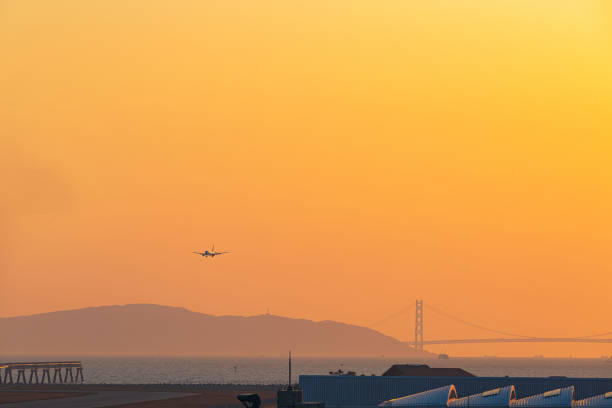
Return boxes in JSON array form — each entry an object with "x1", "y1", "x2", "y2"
[{"x1": 0, "y1": 304, "x2": 432, "y2": 357}]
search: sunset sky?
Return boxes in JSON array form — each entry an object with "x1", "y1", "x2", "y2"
[{"x1": 1, "y1": 1, "x2": 611, "y2": 357}]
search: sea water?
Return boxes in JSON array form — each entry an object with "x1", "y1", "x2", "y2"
[{"x1": 2, "y1": 356, "x2": 611, "y2": 384}]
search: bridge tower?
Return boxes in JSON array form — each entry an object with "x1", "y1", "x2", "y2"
[{"x1": 414, "y1": 300, "x2": 424, "y2": 351}]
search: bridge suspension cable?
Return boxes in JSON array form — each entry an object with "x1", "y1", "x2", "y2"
[
  {"x1": 366, "y1": 301, "x2": 612, "y2": 344},
  {"x1": 579, "y1": 330, "x2": 612, "y2": 338},
  {"x1": 424, "y1": 303, "x2": 535, "y2": 339},
  {"x1": 368, "y1": 304, "x2": 415, "y2": 328}
]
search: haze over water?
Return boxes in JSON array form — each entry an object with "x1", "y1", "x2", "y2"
[{"x1": 5, "y1": 356, "x2": 611, "y2": 384}]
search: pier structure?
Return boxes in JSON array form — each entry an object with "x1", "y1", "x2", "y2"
[{"x1": 0, "y1": 361, "x2": 84, "y2": 384}]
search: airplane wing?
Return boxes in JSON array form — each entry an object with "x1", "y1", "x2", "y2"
[
  {"x1": 192, "y1": 251, "x2": 205, "y2": 255},
  {"x1": 216, "y1": 251, "x2": 230, "y2": 255}
]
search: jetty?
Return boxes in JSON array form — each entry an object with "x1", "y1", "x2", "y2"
[{"x1": 0, "y1": 361, "x2": 84, "y2": 384}]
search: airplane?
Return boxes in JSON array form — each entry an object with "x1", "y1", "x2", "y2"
[{"x1": 192, "y1": 245, "x2": 229, "y2": 258}]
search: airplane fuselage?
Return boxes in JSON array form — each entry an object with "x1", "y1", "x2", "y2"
[
  {"x1": 195, "y1": 251, "x2": 222, "y2": 257},
  {"x1": 193, "y1": 247, "x2": 228, "y2": 258}
]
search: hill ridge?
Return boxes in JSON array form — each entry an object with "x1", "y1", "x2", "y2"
[{"x1": 0, "y1": 304, "x2": 431, "y2": 357}]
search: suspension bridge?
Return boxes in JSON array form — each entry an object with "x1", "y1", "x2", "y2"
[{"x1": 370, "y1": 300, "x2": 612, "y2": 351}]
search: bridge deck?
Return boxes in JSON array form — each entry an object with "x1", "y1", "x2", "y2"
[{"x1": 407, "y1": 338, "x2": 612, "y2": 345}]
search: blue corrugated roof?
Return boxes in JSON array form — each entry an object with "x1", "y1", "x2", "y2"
[
  {"x1": 511, "y1": 387, "x2": 574, "y2": 408},
  {"x1": 300, "y1": 375, "x2": 612, "y2": 407},
  {"x1": 379, "y1": 385, "x2": 458, "y2": 408},
  {"x1": 573, "y1": 392, "x2": 612, "y2": 408},
  {"x1": 450, "y1": 386, "x2": 516, "y2": 407}
]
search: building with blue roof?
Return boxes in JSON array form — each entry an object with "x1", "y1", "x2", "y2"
[{"x1": 300, "y1": 376, "x2": 612, "y2": 408}]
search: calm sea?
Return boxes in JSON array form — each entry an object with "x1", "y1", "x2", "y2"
[{"x1": 2, "y1": 356, "x2": 611, "y2": 384}]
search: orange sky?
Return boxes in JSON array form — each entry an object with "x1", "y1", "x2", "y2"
[{"x1": 1, "y1": 1, "x2": 611, "y2": 357}]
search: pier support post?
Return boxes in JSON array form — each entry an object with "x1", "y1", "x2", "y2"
[
  {"x1": 28, "y1": 368, "x2": 39, "y2": 384},
  {"x1": 53, "y1": 368, "x2": 63, "y2": 383},
  {"x1": 64, "y1": 367, "x2": 74, "y2": 383},
  {"x1": 42, "y1": 369, "x2": 51, "y2": 384},
  {"x1": 16, "y1": 369, "x2": 26, "y2": 384},
  {"x1": 4, "y1": 369, "x2": 13, "y2": 384},
  {"x1": 76, "y1": 367, "x2": 84, "y2": 382}
]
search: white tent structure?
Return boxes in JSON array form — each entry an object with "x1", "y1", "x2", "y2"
[{"x1": 379, "y1": 385, "x2": 458, "y2": 408}]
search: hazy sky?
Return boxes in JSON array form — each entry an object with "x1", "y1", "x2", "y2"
[{"x1": 1, "y1": 1, "x2": 611, "y2": 357}]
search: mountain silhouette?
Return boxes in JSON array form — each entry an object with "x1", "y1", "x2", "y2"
[{"x1": 0, "y1": 304, "x2": 432, "y2": 357}]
